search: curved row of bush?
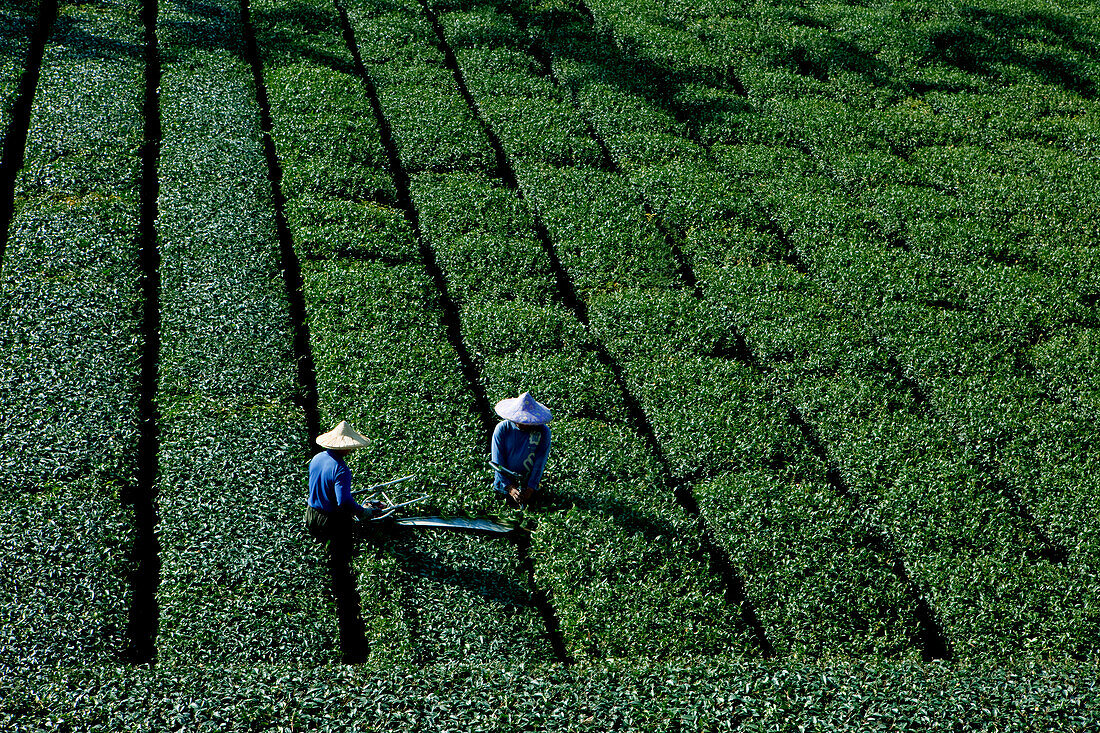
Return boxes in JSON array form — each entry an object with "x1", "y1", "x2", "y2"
[
  {"x1": 548, "y1": 0, "x2": 1100, "y2": 659},
  {"x1": 4, "y1": 657, "x2": 1099, "y2": 731},
  {"x1": 603, "y1": 0, "x2": 1100, "y2": 557},
  {"x1": 252, "y1": 0, "x2": 553, "y2": 665},
  {"x1": 0, "y1": 0, "x2": 144, "y2": 668},
  {"x1": 423, "y1": 0, "x2": 928, "y2": 660},
  {"x1": 341, "y1": 0, "x2": 758, "y2": 661},
  {"x1": 152, "y1": 0, "x2": 331, "y2": 666}
]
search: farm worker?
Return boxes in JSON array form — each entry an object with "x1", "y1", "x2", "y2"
[
  {"x1": 305, "y1": 420, "x2": 378, "y2": 545},
  {"x1": 305, "y1": 420, "x2": 374, "y2": 663},
  {"x1": 492, "y1": 392, "x2": 552, "y2": 506}
]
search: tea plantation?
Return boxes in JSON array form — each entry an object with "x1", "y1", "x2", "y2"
[{"x1": 1, "y1": 0, "x2": 1099, "y2": 728}]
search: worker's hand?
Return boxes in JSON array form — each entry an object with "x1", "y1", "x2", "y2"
[
  {"x1": 506, "y1": 484, "x2": 522, "y2": 504},
  {"x1": 360, "y1": 501, "x2": 386, "y2": 519}
]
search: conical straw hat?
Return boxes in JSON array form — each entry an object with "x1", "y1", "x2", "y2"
[
  {"x1": 316, "y1": 420, "x2": 369, "y2": 450},
  {"x1": 494, "y1": 392, "x2": 552, "y2": 425}
]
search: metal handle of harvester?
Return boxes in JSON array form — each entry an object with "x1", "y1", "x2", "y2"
[
  {"x1": 352, "y1": 475, "x2": 425, "y2": 521},
  {"x1": 368, "y1": 494, "x2": 428, "y2": 520},
  {"x1": 353, "y1": 474, "x2": 417, "y2": 498},
  {"x1": 488, "y1": 460, "x2": 523, "y2": 483}
]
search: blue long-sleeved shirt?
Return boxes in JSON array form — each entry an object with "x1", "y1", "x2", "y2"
[
  {"x1": 492, "y1": 420, "x2": 550, "y2": 493},
  {"x1": 308, "y1": 450, "x2": 364, "y2": 514}
]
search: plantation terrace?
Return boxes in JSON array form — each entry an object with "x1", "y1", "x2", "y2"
[{"x1": 1, "y1": 0, "x2": 1099, "y2": 728}]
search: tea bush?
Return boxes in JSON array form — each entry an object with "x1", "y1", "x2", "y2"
[
  {"x1": 344, "y1": 0, "x2": 494, "y2": 174},
  {"x1": 4, "y1": 658, "x2": 1099, "y2": 731},
  {"x1": 154, "y1": 0, "x2": 331, "y2": 666},
  {"x1": 0, "y1": 0, "x2": 144, "y2": 668}
]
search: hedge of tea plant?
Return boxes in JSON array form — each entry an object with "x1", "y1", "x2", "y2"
[
  {"x1": 252, "y1": 0, "x2": 553, "y2": 665},
  {"x1": 531, "y1": 0, "x2": 1100, "y2": 660},
  {"x1": 153, "y1": 0, "x2": 332, "y2": 666},
  {"x1": 0, "y1": 0, "x2": 143, "y2": 668},
  {"x1": 4, "y1": 658, "x2": 1100, "y2": 731},
  {"x1": 342, "y1": 0, "x2": 758, "y2": 661},
  {"x1": 602, "y1": 0, "x2": 1100, "y2": 558},
  {"x1": 423, "y1": 0, "x2": 926, "y2": 660},
  {"x1": 0, "y1": 0, "x2": 37, "y2": 134},
  {"x1": 341, "y1": 0, "x2": 493, "y2": 175}
]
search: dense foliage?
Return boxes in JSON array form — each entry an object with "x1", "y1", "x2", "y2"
[
  {"x1": 1, "y1": 0, "x2": 1099, "y2": 724},
  {"x1": 0, "y1": 0, "x2": 36, "y2": 134},
  {"x1": 0, "y1": 0, "x2": 143, "y2": 668},
  {"x1": 4, "y1": 658, "x2": 1099, "y2": 731}
]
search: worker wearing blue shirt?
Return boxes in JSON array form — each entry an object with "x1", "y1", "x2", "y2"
[
  {"x1": 308, "y1": 450, "x2": 360, "y2": 513},
  {"x1": 306, "y1": 420, "x2": 374, "y2": 545},
  {"x1": 492, "y1": 392, "x2": 552, "y2": 507}
]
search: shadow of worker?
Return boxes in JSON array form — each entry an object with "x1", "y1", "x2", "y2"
[{"x1": 307, "y1": 509, "x2": 369, "y2": 663}]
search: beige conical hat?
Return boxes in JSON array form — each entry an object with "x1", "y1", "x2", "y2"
[{"x1": 316, "y1": 420, "x2": 369, "y2": 450}]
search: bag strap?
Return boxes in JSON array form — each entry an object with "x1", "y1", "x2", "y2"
[{"x1": 518, "y1": 427, "x2": 544, "y2": 485}]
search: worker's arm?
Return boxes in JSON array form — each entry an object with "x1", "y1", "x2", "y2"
[
  {"x1": 333, "y1": 463, "x2": 368, "y2": 516},
  {"x1": 491, "y1": 422, "x2": 514, "y2": 493}
]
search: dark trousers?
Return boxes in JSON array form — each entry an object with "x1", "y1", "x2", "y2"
[
  {"x1": 305, "y1": 506, "x2": 354, "y2": 555},
  {"x1": 305, "y1": 506, "x2": 367, "y2": 662}
]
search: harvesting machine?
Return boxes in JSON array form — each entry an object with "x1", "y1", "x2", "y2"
[{"x1": 352, "y1": 474, "x2": 516, "y2": 538}]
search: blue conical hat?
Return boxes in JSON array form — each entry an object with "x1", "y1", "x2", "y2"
[{"x1": 494, "y1": 392, "x2": 552, "y2": 425}]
